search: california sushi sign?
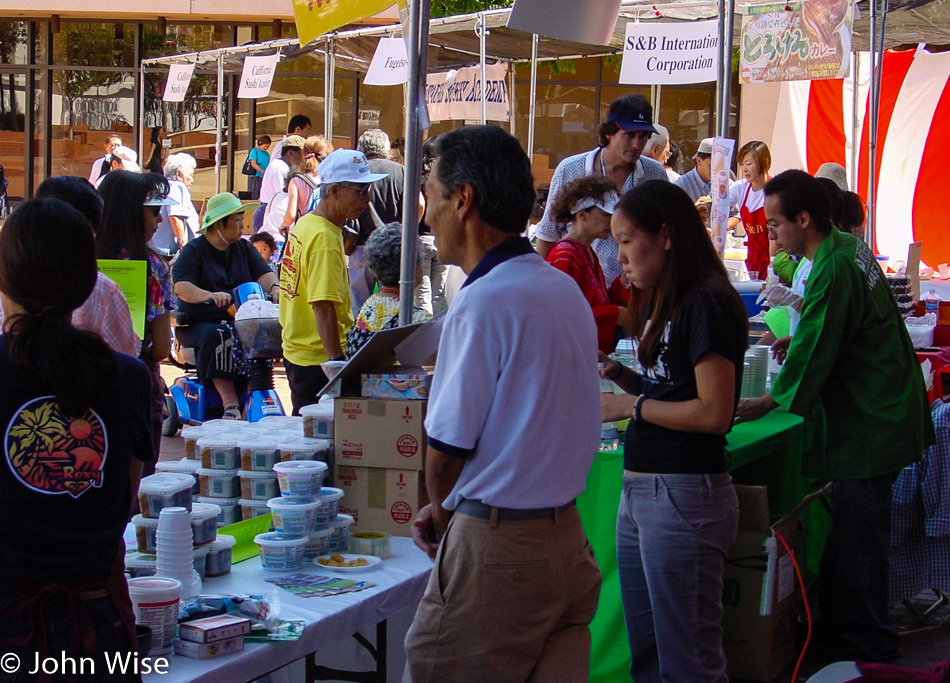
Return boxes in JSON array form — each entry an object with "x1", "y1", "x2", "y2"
[
  {"x1": 739, "y1": 0, "x2": 853, "y2": 83},
  {"x1": 620, "y1": 20, "x2": 720, "y2": 85}
]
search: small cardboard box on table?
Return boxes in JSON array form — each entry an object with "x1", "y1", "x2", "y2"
[
  {"x1": 319, "y1": 320, "x2": 441, "y2": 538},
  {"x1": 721, "y1": 485, "x2": 800, "y2": 682}
]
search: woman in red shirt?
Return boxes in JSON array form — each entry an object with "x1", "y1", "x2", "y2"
[{"x1": 545, "y1": 176, "x2": 625, "y2": 354}]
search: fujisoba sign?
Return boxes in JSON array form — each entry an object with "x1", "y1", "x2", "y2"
[{"x1": 620, "y1": 20, "x2": 720, "y2": 85}]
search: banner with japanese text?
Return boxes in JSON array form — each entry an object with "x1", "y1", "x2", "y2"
[
  {"x1": 293, "y1": 0, "x2": 394, "y2": 47},
  {"x1": 425, "y1": 64, "x2": 510, "y2": 122},
  {"x1": 739, "y1": 0, "x2": 852, "y2": 83}
]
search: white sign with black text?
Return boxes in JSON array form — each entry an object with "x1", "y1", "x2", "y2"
[
  {"x1": 238, "y1": 54, "x2": 279, "y2": 99},
  {"x1": 425, "y1": 63, "x2": 509, "y2": 122},
  {"x1": 163, "y1": 63, "x2": 195, "y2": 103},
  {"x1": 364, "y1": 37, "x2": 410, "y2": 86},
  {"x1": 620, "y1": 20, "x2": 719, "y2": 85}
]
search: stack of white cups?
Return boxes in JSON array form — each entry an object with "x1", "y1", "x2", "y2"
[{"x1": 155, "y1": 506, "x2": 202, "y2": 599}]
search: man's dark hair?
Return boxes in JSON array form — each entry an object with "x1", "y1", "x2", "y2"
[
  {"x1": 596, "y1": 94, "x2": 652, "y2": 147},
  {"x1": 287, "y1": 115, "x2": 311, "y2": 134},
  {"x1": 433, "y1": 126, "x2": 535, "y2": 235},
  {"x1": 764, "y1": 169, "x2": 833, "y2": 235}
]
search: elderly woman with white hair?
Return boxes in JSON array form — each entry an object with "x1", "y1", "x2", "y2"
[
  {"x1": 149, "y1": 152, "x2": 200, "y2": 257},
  {"x1": 345, "y1": 222, "x2": 430, "y2": 358}
]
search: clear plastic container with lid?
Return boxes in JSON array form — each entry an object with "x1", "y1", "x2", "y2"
[
  {"x1": 314, "y1": 487, "x2": 344, "y2": 524},
  {"x1": 205, "y1": 535, "x2": 236, "y2": 576},
  {"x1": 238, "y1": 470, "x2": 279, "y2": 501},
  {"x1": 238, "y1": 436, "x2": 280, "y2": 471},
  {"x1": 303, "y1": 527, "x2": 334, "y2": 560},
  {"x1": 137, "y1": 472, "x2": 194, "y2": 518},
  {"x1": 196, "y1": 468, "x2": 240, "y2": 499},
  {"x1": 155, "y1": 458, "x2": 200, "y2": 495},
  {"x1": 273, "y1": 460, "x2": 327, "y2": 497},
  {"x1": 278, "y1": 437, "x2": 332, "y2": 463},
  {"x1": 181, "y1": 426, "x2": 207, "y2": 461},
  {"x1": 125, "y1": 551, "x2": 158, "y2": 578},
  {"x1": 198, "y1": 435, "x2": 241, "y2": 470},
  {"x1": 192, "y1": 544, "x2": 210, "y2": 579},
  {"x1": 239, "y1": 498, "x2": 271, "y2": 520},
  {"x1": 198, "y1": 496, "x2": 240, "y2": 526},
  {"x1": 190, "y1": 503, "x2": 222, "y2": 545},
  {"x1": 327, "y1": 513, "x2": 354, "y2": 553},
  {"x1": 300, "y1": 402, "x2": 335, "y2": 439},
  {"x1": 255, "y1": 532, "x2": 308, "y2": 571},
  {"x1": 131, "y1": 514, "x2": 160, "y2": 553},
  {"x1": 267, "y1": 497, "x2": 320, "y2": 534}
]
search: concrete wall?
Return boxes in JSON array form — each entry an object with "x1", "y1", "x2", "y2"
[{"x1": 738, "y1": 82, "x2": 782, "y2": 153}]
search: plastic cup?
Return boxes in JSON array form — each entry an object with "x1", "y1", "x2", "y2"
[
  {"x1": 267, "y1": 497, "x2": 319, "y2": 534},
  {"x1": 157, "y1": 507, "x2": 191, "y2": 534},
  {"x1": 127, "y1": 576, "x2": 182, "y2": 655},
  {"x1": 273, "y1": 460, "x2": 327, "y2": 498},
  {"x1": 254, "y1": 532, "x2": 308, "y2": 571},
  {"x1": 314, "y1": 487, "x2": 344, "y2": 524},
  {"x1": 747, "y1": 270, "x2": 759, "y2": 281}
]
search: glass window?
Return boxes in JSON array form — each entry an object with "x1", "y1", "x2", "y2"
[
  {"x1": 658, "y1": 84, "x2": 717, "y2": 171},
  {"x1": 54, "y1": 23, "x2": 135, "y2": 69},
  {"x1": 358, "y1": 83, "x2": 405, "y2": 144},
  {"x1": 0, "y1": 70, "x2": 26, "y2": 199},
  {"x1": 515, "y1": 83, "x2": 597, "y2": 167},
  {"x1": 50, "y1": 70, "x2": 136, "y2": 180},
  {"x1": 0, "y1": 21, "x2": 29, "y2": 66}
]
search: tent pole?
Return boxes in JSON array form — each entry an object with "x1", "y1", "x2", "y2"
[
  {"x1": 867, "y1": 0, "x2": 886, "y2": 250},
  {"x1": 399, "y1": 0, "x2": 431, "y2": 326},
  {"x1": 325, "y1": 36, "x2": 336, "y2": 142},
  {"x1": 716, "y1": 0, "x2": 736, "y2": 138},
  {"x1": 508, "y1": 60, "x2": 516, "y2": 139},
  {"x1": 528, "y1": 33, "x2": 538, "y2": 157},
  {"x1": 851, "y1": 50, "x2": 860, "y2": 195},
  {"x1": 215, "y1": 54, "x2": 224, "y2": 194},
  {"x1": 139, "y1": 62, "x2": 146, "y2": 162},
  {"x1": 478, "y1": 12, "x2": 487, "y2": 125}
]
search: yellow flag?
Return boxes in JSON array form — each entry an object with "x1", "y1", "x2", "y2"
[{"x1": 293, "y1": 0, "x2": 396, "y2": 47}]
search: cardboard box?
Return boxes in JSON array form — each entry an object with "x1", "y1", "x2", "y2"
[
  {"x1": 721, "y1": 486, "x2": 800, "y2": 682},
  {"x1": 334, "y1": 397, "x2": 427, "y2": 470},
  {"x1": 178, "y1": 614, "x2": 251, "y2": 643},
  {"x1": 335, "y1": 465, "x2": 429, "y2": 537},
  {"x1": 173, "y1": 635, "x2": 244, "y2": 659},
  {"x1": 361, "y1": 370, "x2": 432, "y2": 400}
]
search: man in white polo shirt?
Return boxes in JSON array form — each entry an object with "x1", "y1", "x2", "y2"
[{"x1": 404, "y1": 126, "x2": 602, "y2": 682}]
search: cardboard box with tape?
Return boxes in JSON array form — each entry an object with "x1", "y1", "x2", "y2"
[
  {"x1": 334, "y1": 397, "x2": 427, "y2": 470},
  {"x1": 721, "y1": 485, "x2": 801, "y2": 682}
]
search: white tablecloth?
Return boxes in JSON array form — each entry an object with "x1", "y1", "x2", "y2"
[{"x1": 139, "y1": 537, "x2": 432, "y2": 683}]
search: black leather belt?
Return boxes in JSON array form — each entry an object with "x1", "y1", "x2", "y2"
[{"x1": 455, "y1": 498, "x2": 575, "y2": 522}]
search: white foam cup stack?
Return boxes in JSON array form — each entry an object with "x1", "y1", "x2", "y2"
[{"x1": 156, "y1": 506, "x2": 202, "y2": 598}]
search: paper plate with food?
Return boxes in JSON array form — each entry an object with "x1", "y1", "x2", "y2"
[{"x1": 314, "y1": 553, "x2": 382, "y2": 572}]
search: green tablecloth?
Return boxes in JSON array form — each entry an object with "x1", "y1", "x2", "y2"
[{"x1": 578, "y1": 410, "x2": 828, "y2": 683}]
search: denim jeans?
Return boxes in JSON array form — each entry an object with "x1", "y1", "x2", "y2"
[
  {"x1": 818, "y1": 473, "x2": 901, "y2": 659},
  {"x1": 616, "y1": 472, "x2": 739, "y2": 683},
  {"x1": 415, "y1": 234, "x2": 447, "y2": 316}
]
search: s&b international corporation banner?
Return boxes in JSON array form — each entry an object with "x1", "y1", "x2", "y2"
[
  {"x1": 620, "y1": 20, "x2": 719, "y2": 85},
  {"x1": 740, "y1": 0, "x2": 853, "y2": 83}
]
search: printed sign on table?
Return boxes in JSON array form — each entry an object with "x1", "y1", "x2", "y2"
[
  {"x1": 364, "y1": 37, "x2": 410, "y2": 86},
  {"x1": 710, "y1": 137, "x2": 736, "y2": 257},
  {"x1": 739, "y1": 0, "x2": 853, "y2": 83},
  {"x1": 620, "y1": 20, "x2": 720, "y2": 85},
  {"x1": 163, "y1": 63, "x2": 194, "y2": 103},
  {"x1": 238, "y1": 54, "x2": 280, "y2": 99},
  {"x1": 98, "y1": 260, "x2": 147, "y2": 338},
  {"x1": 425, "y1": 64, "x2": 509, "y2": 122}
]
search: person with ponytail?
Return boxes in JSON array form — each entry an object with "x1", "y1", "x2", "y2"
[
  {"x1": 0, "y1": 198, "x2": 153, "y2": 680},
  {"x1": 98, "y1": 170, "x2": 176, "y2": 467}
]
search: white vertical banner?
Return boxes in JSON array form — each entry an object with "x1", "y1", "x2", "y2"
[
  {"x1": 620, "y1": 20, "x2": 719, "y2": 85},
  {"x1": 710, "y1": 137, "x2": 735, "y2": 256},
  {"x1": 425, "y1": 63, "x2": 509, "y2": 122},
  {"x1": 364, "y1": 37, "x2": 410, "y2": 86},
  {"x1": 163, "y1": 63, "x2": 195, "y2": 103},
  {"x1": 238, "y1": 54, "x2": 279, "y2": 99}
]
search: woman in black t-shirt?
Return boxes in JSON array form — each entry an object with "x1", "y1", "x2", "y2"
[
  {"x1": 172, "y1": 192, "x2": 278, "y2": 420},
  {"x1": 600, "y1": 180, "x2": 748, "y2": 682},
  {"x1": 0, "y1": 199, "x2": 153, "y2": 680}
]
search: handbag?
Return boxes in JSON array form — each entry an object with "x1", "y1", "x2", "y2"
[{"x1": 241, "y1": 153, "x2": 256, "y2": 176}]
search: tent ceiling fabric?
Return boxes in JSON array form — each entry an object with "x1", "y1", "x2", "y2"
[{"x1": 145, "y1": 0, "x2": 948, "y2": 71}]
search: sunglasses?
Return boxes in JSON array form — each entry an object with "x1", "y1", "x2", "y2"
[
  {"x1": 145, "y1": 205, "x2": 162, "y2": 217},
  {"x1": 340, "y1": 182, "x2": 371, "y2": 197}
]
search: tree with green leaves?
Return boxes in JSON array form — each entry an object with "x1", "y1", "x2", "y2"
[
  {"x1": 0, "y1": 21, "x2": 26, "y2": 131},
  {"x1": 431, "y1": 0, "x2": 512, "y2": 18}
]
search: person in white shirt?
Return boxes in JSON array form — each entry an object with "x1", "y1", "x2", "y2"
[
  {"x1": 150, "y1": 153, "x2": 199, "y2": 257},
  {"x1": 88, "y1": 134, "x2": 122, "y2": 186},
  {"x1": 251, "y1": 135, "x2": 305, "y2": 235},
  {"x1": 267, "y1": 114, "x2": 312, "y2": 161},
  {"x1": 644, "y1": 124, "x2": 680, "y2": 182}
]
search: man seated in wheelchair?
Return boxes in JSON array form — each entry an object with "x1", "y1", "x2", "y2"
[{"x1": 172, "y1": 192, "x2": 279, "y2": 420}]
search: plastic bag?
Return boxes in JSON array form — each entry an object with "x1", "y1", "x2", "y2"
[{"x1": 905, "y1": 312, "x2": 937, "y2": 349}]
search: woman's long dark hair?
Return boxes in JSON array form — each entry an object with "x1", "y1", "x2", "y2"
[
  {"x1": 619, "y1": 180, "x2": 748, "y2": 367},
  {"x1": 0, "y1": 199, "x2": 117, "y2": 417},
  {"x1": 97, "y1": 170, "x2": 170, "y2": 261}
]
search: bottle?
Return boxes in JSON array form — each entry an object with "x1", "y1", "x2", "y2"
[
  {"x1": 925, "y1": 289, "x2": 941, "y2": 315},
  {"x1": 598, "y1": 363, "x2": 620, "y2": 452}
]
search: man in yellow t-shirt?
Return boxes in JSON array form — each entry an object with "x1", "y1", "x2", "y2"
[{"x1": 279, "y1": 149, "x2": 388, "y2": 414}]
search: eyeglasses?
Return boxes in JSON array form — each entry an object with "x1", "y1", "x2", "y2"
[
  {"x1": 145, "y1": 206, "x2": 162, "y2": 217},
  {"x1": 766, "y1": 218, "x2": 793, "y2": 232},
  {"x1": 340, "y1": 182, "x2": 371, "y2": 196}
]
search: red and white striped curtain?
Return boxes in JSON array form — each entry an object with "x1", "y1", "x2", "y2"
[{"x1": 768, "y1": 48, "x2": 950, "y2": 267}]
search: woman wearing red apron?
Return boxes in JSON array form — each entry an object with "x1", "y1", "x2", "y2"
[{"x1": 729, "y1": 141, "x2": 773, "y2": 280}]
